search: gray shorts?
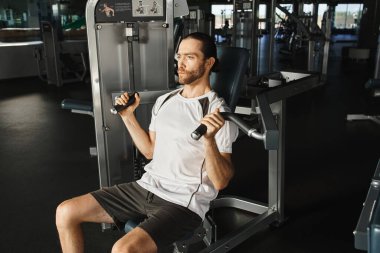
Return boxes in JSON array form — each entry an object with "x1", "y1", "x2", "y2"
[{"x1": 91, "y1": 182, "x2": 202, "y2": 249}]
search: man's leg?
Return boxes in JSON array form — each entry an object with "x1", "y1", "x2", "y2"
[
  {"x1": 112, "y1": 227, "x2": 157, "y2": 253},
  {"x1": 56, "y1": 193, "x2": 114, "y2": 253}
]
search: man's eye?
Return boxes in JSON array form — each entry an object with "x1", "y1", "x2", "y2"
[{"x1": 187, "y1": 55, "x2": 194, "y2": 60}]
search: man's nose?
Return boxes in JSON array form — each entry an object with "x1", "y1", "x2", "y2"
[{"x1": 177, "y1": 57, "x2": 185, "y2": 67}]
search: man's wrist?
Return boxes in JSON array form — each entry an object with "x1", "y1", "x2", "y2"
[
  {"x1": 122, "y1": 112, "x2": 136, "y2": 124},
  {"x1": 203, "y1": 137, "x2": 217, "y2": 148}
]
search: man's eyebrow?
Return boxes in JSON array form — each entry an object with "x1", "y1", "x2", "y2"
[{"x1": 176, "y1": 52, "x2": 199, "y2": 56}]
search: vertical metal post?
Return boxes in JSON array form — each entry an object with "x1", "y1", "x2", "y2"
[
  {"x1": 277, "y1": 100, "x2": 285, "y2": 223},
  {"x1": 308, "y1": 3, "x2": 318, "y2": 72},
  {"x1": 166, "y1": 0, "x2": 175, "y2": 88},
  {"x1": 85, "y1": 0, "x2": 108, "y2": 187},
  {"x1": 250, "y1": 0, "x2": 258, "y2": 77},
  {"x1": 232, "y1": 0, "x2": 237, "y2": 47},
  {"x1": 268, "y1": 0, "x2": 276, "y2": 73},
  {"x1": 308, "y1": 41, "x2": 315, "y2": 71},
  {"x1": 322, "y1": 6, "x2": 332, "y2": 77},
  {"x1": 268, "y1": 100, "x2": 285, "y2": 223},
  {"x1": 374, "y1": 25, "x2": 380, "y2": 79}
]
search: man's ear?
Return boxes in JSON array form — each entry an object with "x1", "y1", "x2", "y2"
[{"x1": 206, "y1": 57, "x2": 216, "y2": 71}]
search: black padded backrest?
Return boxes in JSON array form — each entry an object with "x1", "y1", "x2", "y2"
[{"x1": 210, "y1": 46, "x2": 249, "y2": 112}]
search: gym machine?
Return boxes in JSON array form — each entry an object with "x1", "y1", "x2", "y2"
[
  {"x1": 233, "y1": 0, "x2": 260, "y2": 76},
  {"x1": 173, "y1": 70, "x2": 322, "y2": 252},
  {"x1": 346, "y1": 24, "x2": 380, "y2": 125},
  {"x1": 275, "y1": 3, "x2": 332, "y2": 77},
  {"x1": 181, "y1": 7, "x2": 214, "y2": 40},
  {"x1": 85, "y1": 0, "x2": 323, "y2": 251},
  {"x1": 34, "y1": 20, "x2": 88, "y2": 87},
  {"x1": 33, "y1": 1, "x2": 89, "y2": 87},
  {"x1": 85, "y1": 0, "x2": 189, "y2": 208},
  {"x1": 354, "y1": 159, "x2": 380, "y2": 252}
]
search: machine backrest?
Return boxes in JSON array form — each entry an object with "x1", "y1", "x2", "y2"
[{"x1": 210, "y1": 46, "x2": 249, "y2": 112}]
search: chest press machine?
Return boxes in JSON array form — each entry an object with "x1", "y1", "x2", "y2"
[{"x1": 85, "y1": 0, "x2": 322, "y2": 252}]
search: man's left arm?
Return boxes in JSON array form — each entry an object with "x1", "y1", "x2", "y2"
[{"x1": 201, "y1": 108, "x2": 235, "y2": 190}]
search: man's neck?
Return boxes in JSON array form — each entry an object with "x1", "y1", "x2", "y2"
[{"x1": 181, "y1": 80, "x2": 211, "y2": 98}]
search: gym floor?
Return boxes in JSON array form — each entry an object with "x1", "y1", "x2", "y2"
[{"x1": 0, "y1": 38, "x2": 379, "y2": 252}]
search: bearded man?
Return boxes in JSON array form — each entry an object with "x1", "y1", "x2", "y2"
[{"x1": 56, "y1": 32, "x2": 239, "y2": 253}]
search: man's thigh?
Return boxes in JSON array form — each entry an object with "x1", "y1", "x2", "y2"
[
  {"x1": 62, "y1": 193, "x2": 114, "y2": 224},
  {"x1": 91, "y1": 182, "x2": 148, "y2": 229}
]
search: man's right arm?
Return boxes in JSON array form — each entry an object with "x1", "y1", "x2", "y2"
[{"x1": 116, "y1": 93, "x2": 155, "y2": 159}]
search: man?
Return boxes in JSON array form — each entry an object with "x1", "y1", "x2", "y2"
[{"x1": 56, "y1": 32, "x2": 239, "y2": 253}]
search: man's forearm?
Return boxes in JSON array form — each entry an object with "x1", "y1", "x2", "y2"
[
  {"x1": 122, "y1": 114, "x2": 154, "y2": 159},
  {"x1": 204, "y1": 138, "x2": 234, "y2": 190}
]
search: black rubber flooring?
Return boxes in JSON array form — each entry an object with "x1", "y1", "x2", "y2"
[{"x1": 0, "y1": 41, "x2": 379, "y2": 252}]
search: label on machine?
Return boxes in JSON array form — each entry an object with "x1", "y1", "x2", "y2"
[
  {"x1": 95, "y1": 0, "x2": 166, "y2": 23},
  {"x1": 235, "y1": 0, "x2": 252, "y2": 11}
]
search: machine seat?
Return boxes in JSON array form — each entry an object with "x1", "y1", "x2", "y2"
[{"x1": 124, "y1": 218, "x2": 144, "y2": 233}]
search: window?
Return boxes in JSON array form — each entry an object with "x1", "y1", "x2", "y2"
[
  {"x1": 276, "y1": 4, "x2": 293, "y2": 25},
  {"x1": 303, "y1": 4, "x2": 314, "y2": 16},
  {"x1": 211, "y1": 4, "x2": 234, "y2": 29},
  {"x1": 334, "y1": 4, "x2": 363, "y2": 29},
  {"x1": 258, "y1": 4, "x2": 266, "y2": 30},
  {"x1": 317, "y1": 4, "x2": 328, "y2": 28}
]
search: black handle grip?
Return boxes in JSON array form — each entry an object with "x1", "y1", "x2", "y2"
[
  {"x1": 190, "y1": 124, "x2": 207, "y2": 140},
  {"x1": 110, "y1": 92, "x2": 137, "y2": 115},
  {"x1": 191, "y1": 112, "x2": 253, "y2": 140}
]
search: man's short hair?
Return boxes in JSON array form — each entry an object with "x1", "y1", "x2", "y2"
[{"x1": 182, "y1": 32, "x2": 219, "y2": 72}]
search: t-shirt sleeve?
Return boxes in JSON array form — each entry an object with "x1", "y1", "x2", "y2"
[
  {"x1": 148, "y1": 96, "x2": 162, "y2": 132},
  {"x1": 214, "y1": 104, "x2": 239, "y2": 153},
  {"x1": 148, "y1": 92, "x2": 174, "y2": 132},
  {"x1": 215, "y1": 120, "x2": 239, "y2": 153}
]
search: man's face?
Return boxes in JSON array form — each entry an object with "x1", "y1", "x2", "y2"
[{"x1": 176, "y1": 38, "x2": 207, "y2": 85}]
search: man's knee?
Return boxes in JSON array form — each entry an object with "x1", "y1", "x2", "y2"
[
  {"x1": 112, "y1": 241, "x2": 157, "y2": 253},
  {"x1": 112, "y1": 240, "x2": 139, "y2": 253},
  {"x1": 56, "y1": 199, "x2": 79, "y2": 229},
  {"x1": 111, "y1": 229, "x2": 157, "y2": 253}
]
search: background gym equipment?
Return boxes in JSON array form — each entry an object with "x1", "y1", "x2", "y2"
[
  {"x1": 346, "y1": 24, "x2": 380, "y2": 126},
  {"x1": 346, "y1": 79, "x2": 380, "y2": 125},
  {"x1": 34, "y1": 20, "x2": 88, "y2": 87},
  {"x1": 354, "y1": 159, "x2": 380, "y2": 252},
  {"x1": 275, "y1": 3, "x2": 332, "y2": 76}
]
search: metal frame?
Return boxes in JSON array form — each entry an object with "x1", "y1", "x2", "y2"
[
  {"x1": 86, "y1": 0, "x2": 176, "y2": 189},
  {"x1": 195, "y1": 71, "x2": 322, "y2": 253},
  {"x1": 347, "y1": 114, "x2": 380, "y2": 125},
  {"x1": 354, "y1": 159, "x2": 380, "y2": 251},
  {"x1": 37, "y1": 21, "x2": 88, "y2": 87}
]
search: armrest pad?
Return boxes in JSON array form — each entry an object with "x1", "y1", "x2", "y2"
[{"x1": 61, "y1": 99, "x2": 93, "y2": 112}]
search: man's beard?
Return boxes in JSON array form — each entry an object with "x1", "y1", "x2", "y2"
[{"x1": 178, "y1": 64, "x2": 206, "y2": 85}]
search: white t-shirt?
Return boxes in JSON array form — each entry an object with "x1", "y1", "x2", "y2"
[{"x1": 137, "y1": 88, "x2": 239, "y2": 219}]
